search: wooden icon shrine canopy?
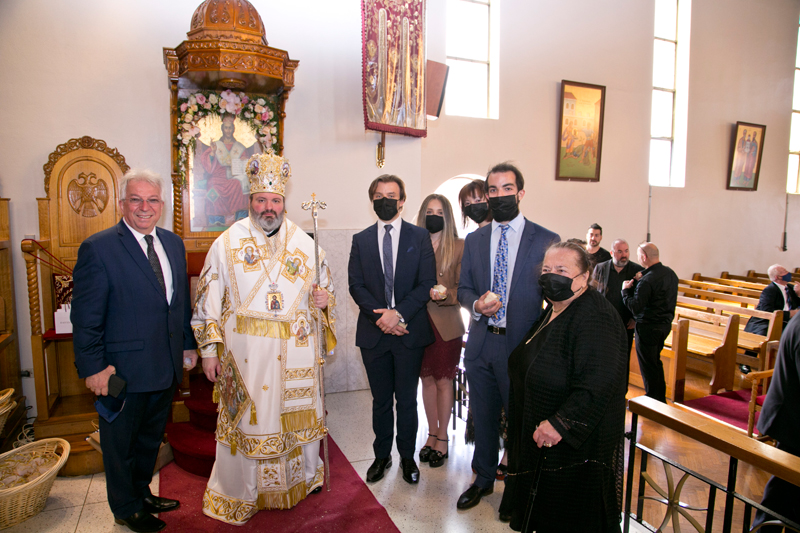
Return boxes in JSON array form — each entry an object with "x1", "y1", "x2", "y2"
[{"x1": 163, "y1": 0, "x2": 299, "y2": 253}]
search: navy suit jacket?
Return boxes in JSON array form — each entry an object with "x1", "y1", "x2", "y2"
[
  {"x1": 459, "y1": 218, "x2": 560, "y2": 359},
  {"x1": 72, "y1": 220, "x2": 196, "y2": 393},
  {"x1": 348, "y1": 220, "x2": 436, "y2": 350},
  {"x1": 744, "y1": 282, "x2": 800, "y2": 336}
]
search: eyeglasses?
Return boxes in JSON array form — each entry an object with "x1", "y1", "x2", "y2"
[{"x1": 126, "y1": 197, "x2": 162, "y2": 207}]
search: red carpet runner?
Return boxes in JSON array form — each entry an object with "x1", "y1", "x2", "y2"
[{"x1": 159, "y1": 436, "x2": 400, "y2": 532}]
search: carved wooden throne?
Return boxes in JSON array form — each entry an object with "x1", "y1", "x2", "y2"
[{"x1": 22, "y1": 136, "x2": 128, "y2": 476}]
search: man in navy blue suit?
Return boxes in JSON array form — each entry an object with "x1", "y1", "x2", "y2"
[
  {"x1": 72, "y1": 170, "x2": 197, "y2": 533},
  {"x1": 348, "y1": 175, "x2": 436, "y2": 485},
  {"x1": 456, "y1": 163, "x2": 559, "y2": 516}
]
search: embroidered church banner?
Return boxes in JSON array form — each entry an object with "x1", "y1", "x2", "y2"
[{"x1": 362, "y1": 0, "x2": 427, "y2": 138}]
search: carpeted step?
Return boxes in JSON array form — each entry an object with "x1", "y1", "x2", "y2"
[
  {"x1": 184, "y1": 373, "x2": 218, "y2": 432},
  {"x1": 166, "y1": 421, "x2": 216, "y2": 478}
]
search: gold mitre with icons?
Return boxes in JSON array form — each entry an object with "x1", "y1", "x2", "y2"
[{"x1": 245, "y1": 150, "x2": 291, "y2": 197}]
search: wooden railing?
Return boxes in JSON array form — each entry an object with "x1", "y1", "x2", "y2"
[{"x1": 625, "y1": 396, "x2": 800, "y2": 533}]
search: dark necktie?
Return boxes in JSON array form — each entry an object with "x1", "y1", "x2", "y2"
[
  {"x1": 383, "y1": 225, "x2": 394, "y2": 308},
  {"x1": 144, "y1": 234, "x2": 166, "y2": 297}
]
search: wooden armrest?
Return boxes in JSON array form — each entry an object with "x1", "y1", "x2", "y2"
[{"x1": 743, "y1": 369, "x2": 773, "y2": 383}]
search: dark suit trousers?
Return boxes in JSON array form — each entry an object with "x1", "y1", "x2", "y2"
[
  {"x1": 361, "y1": 336, "x2": 424, "y2": 460},
  {"x1": 625, "y1": 327, "x2": 635, "y2": 386},
  {"x1": 634, "y1": 322, "x2": 671, "y2": 403},
  {"x1": 752, "y1": 440, "x2": 800, "y2": 532},
  {"x1": 465, "y1": 332, "x2": 509, "y2": 489},
  {"x1": 99, "y1": 379, "x2": 177, "y2": 518}
]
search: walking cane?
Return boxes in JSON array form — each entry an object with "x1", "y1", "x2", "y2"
[
  {"x1": 521, "y1": 449, "x2": 546, "y2": 533},
  {"x1": 301, "y1": 193, "x2": 331, "y2": 491}
]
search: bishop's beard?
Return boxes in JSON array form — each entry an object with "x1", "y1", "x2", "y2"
[{"x1": 250, "y1": 206, "x2": 284, "y2": 234}]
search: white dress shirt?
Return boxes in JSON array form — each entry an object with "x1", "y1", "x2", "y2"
[
  {"x1": 124, "y1": 220, "x2": 174, "y2": 304},
  {"x1": 376, "y1": 216, "x2": 402, "y2": 308},
  {"x1": 472, "y1": 212, "x2": 526, "y2": 328}
]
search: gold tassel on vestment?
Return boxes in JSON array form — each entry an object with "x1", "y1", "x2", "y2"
[
  {"x1": 213, "y1": 383, "x2": 220, "y2": 404},
  {"x1": 230, "y1": 436, "x2": 237, "y2": 456},
  {"x1": 236, "y1": 315, "x2": 290, "y2": 339},
  {"x1": 280, "y1": 409, "x2": 318, "y2": 433},
  {"x1": 250, "y1": 402, "x2": 257, "y2": 425}
]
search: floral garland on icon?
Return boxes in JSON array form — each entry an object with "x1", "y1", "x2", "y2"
[{"x1": 176, "y1": 89, "x2": 279, "y2": 186}]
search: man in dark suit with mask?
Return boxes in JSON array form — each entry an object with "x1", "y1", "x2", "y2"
[
  {"x1": 744, "y1": 264, "x2": 800, "y2": 336},
  {"x1": 72, "y1": 169, "x2": 197, "y2": 533},
  {"x1": 456, "y1": 162, "x2": 559, "y2": 517},
  {"x1": 348, "y1": 174, "x2": 436, "y2": 485}
]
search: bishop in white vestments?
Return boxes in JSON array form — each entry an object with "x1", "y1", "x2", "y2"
[{"x1": 192, "y1": 151, "x2": 337, "y2": 525}]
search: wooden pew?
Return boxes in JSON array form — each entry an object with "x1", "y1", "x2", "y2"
[
  {"x1": 677, "y1": 285, "x2": 760, "y2": 309},
  {"x1": 676, "y1": 295, "x2": 782, "y2": 372},
  {"x1": 691, "y1": 273, "x2": 767, "y2": 291},
  {"x1": 680, "y1": 278, "x2": 763, "y2": 299},
  {"x1": 664, "y1": 308, "x2": 739, "y2": 395},
  {"x1": 629, "y1": 319, "x2": 689, "y2": 402},
  {"x1": 747, "y1": 269, "x2": 800, "y2": 283},
  {"x1": 720, "y1": 271, "x2": 774, "y2": 285}
]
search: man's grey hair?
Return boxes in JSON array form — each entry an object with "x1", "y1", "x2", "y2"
[
  {"x1": 612, "y1": 239, "x2": 628, "y2": 250},
  {"x1": 767, "y1": 264, "x2": 785, "y2": 281},
  {"x1": 118, "y1": 169, "x2": 166, "y2": 201}
]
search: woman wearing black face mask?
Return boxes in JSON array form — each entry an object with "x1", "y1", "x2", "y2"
[
  {"x1": 499, "y1": 242, "x2": 628, "y2": 532},
  {"x1": 458, "y1": 179, "x2": 493, "y2": 229},
  {"x1": 414, "y1": 194, "x2": 464, "y2": 468}
]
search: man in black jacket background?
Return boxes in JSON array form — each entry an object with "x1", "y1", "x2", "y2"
[{"x1": 622, "y1": 242, "x2": 678, "y2": 403}]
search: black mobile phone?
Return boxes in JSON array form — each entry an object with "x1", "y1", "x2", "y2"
[{"x1": 108, "y1": 374, "x2": 127, "y2": 398}]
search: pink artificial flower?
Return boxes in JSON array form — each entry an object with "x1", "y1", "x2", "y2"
[
  {"x1": 261, "y1": 112, "x2": 270, "y2": 122},
  {"x1": 180, "y1": 103, "x2": 188, "y2": 112},
  {"x1": 196, "y1": 94, "x2": 207, "y2": 105}
]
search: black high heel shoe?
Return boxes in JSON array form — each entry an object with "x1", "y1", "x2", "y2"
[
  {"x1": 418, "y1": 433, "x2": 436, "y2": 462},
  {"x1": 429, "y1": 438, "x2": 449, "y2": 468}
]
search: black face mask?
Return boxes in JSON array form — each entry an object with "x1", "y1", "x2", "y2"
[
  {"x1": 538, "y1": 272, "x2": 581, "y2": 302},
  {"x1": 463, "y1": 202, "x2": 489, "y2": 224},
  {"x1": 488, "y1": 195, "x2": 519, "y2": 222},
  {"x1": 425, "y1": 215, "x2": 445, "y2": 234},
  {"x1": 373, "y1": 198, "x2": 399, "y2": 221}
]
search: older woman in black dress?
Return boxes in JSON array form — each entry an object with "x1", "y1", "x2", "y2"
[{"x1": 499, "y1": 241, "x2": 628, "y2": 532}]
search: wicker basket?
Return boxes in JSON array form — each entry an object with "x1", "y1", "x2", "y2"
[
  {"x1": 0, "y1": 402, "x2": 16, "y2": 439},
  {"x1": 0, "y1": 438, "x2": 70, "y2": 529},
  {"x1": 0, "y1": 390, "x2": 12, "y2": 410}
]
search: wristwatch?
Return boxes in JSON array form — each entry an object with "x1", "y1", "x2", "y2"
[{"x1": 394, "y1": 310, "x2": 406, "y2": 325}]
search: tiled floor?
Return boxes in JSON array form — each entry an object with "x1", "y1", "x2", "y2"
[{"x1": 17, "y1": 389, "x2": 645, "y2": 532}]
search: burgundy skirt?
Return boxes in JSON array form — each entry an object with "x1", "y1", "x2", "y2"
[{"x1": 420, "y1": 313, "x2": 462, "y2": 380}]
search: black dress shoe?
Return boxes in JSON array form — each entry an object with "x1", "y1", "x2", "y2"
[
  {"x1": 114, "y1": 510, "x2": 166, "y2": 533},
  {"x1": 499, "y1": 511, "x2": 512, "y2": 522},
  {"x1": 429, "y1": 439, "x2": 448, "y2": 468},
  {"x1": 456, "y1": 484, "x2": 493, "y2": 510},
  {"x1": 366, "y1": 456, "x2": 392, "y2": 482},
  {"x1": 142, "y1": 494, "x2": 180, "y2": 514},
  {"x1": 310, "y1": 486, "x2": 323, "y2": 494},
  {"x1": 400, "y1": 458, "x2": 420, "y2": 484}
]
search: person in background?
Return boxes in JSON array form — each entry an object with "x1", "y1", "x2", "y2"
[
  {"x1": 415, "y1": 194, "x2": 465, "y2": 469},
  {"x1": 456, "y1": 162, "x2": 559, "y2": 516},
  {"x1": 593, "y1": 238, "x2": 643, "y2": 377},
  {"x1": 622, "y1": 242, "x2": 678, "y2": 403},
  {"x1": 499, "y1": 242, "x2": 627, "y2": 531},
  {"x1": 586, "y1": 223, "x2": 611, "y2": 267},
  {"x1": 458, "y1": 178, "x2": 493, "y2": 228}
]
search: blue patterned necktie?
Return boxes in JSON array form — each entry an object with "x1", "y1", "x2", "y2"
[
  {"x1": 383, "y1": 225, "x2": 394, "y2": 308},
  {"x1": 492, "y1": 225, "x2": 510, "y2": 321}
]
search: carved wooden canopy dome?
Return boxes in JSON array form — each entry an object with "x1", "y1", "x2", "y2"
[
  {"x1": 164, "y1": 0, "x2": 297, "y2": 94},
  {"x1": 187, "y1": 0, "x2": 267, "y2": 46}
]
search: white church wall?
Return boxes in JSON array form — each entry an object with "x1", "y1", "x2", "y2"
[{"x1": 422, "y1": 0, "x2": 800, "y2": 279}]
